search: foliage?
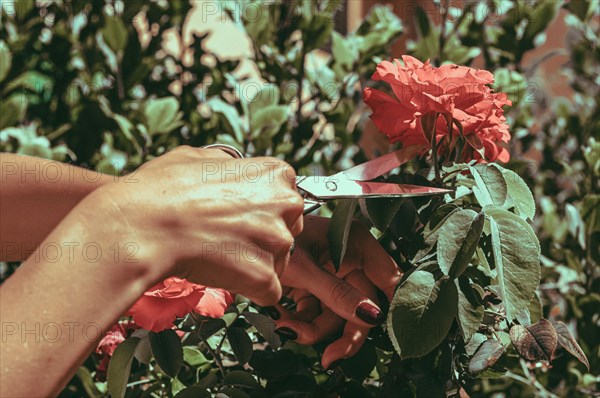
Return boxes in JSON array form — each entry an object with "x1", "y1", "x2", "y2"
[{"x1": 0, "y1": 0, "x2": 598, "y2": 397}]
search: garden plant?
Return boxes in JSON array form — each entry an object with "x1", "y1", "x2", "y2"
[{"x1": 0, "y1": 0, "x2": 598, "y2": 397}]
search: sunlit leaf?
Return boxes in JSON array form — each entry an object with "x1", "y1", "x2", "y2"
[
  {"x1": 103, "y1": 17, "x2": 129, "y2": 54},
  {"x1": 487, "y1": 206, "x2": 541, "y2": 320},
  {"x1": 471, "y1": 165, "x2": 507, "y2": 207},
  {"x1": 492, "y1": 165, "x2": 535, "y2": 221},
  {"x1": 0, "y1": 41, "x2": 12, "y2": 83}
]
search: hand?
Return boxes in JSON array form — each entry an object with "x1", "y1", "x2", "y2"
[
  {"x1": 272, "y1": 215, "x2": 401, "y2": 368},
  {"x1": 83, "y1": 146, "x2": 304, "y2": 305}
]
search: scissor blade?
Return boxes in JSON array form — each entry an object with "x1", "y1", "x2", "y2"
[
  {"x1": 297, "y1": 176, "x2": 452, "y2": 200},
  {"x1": 339, "y1": 145, "x2": 425, "y2": 181}
]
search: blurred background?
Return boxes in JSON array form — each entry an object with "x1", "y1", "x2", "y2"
[{"x1": 0, "y1": 0, "x2": 598, "y2": 397}]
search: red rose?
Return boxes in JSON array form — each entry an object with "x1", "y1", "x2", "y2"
[
  {"x1": 195, "y1": 287, "x2": 235, "y2": 318},
  {"x1": 128, "y1": 277, "x2": 234, "y2": 332},
  {"x1": 128, "y1": 277, "x2": 204, "y2": 332},
  {"x1": 363, "y1": 56, "x2": 512, "y2": 162}
]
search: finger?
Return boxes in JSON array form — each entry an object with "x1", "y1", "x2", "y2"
[
  {"x1": 295, "y1": 295, "x2": 321, "y2": 321},
  {"x1": 321, "y1": 322, "x2": 369, "y2": 369},
  {"x1": 245, "y1": 271, "x2": 282, "y2": 306},
  {"x1": 301, "y1": 263, "x2": 384, "y2": 327},
  {"x1": 348, "y1": 228, "x2": 402, "y2": 301},
  {"x1": 275, "y1": 308, "x2": 344, "y2": 344},
  {"x1": 321, "y1": 270, "x2": 374, "y2": 369}
]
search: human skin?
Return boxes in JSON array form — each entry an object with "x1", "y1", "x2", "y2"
[
  {"x1": 0, "y1": 147, "x2": 303, "y2": 397},
  {"x1": 0, "y1": 148, "x2": 400, "y2": 393}
]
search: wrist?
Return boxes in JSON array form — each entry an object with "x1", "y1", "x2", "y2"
[{"x1": 67, "y1": 183, "x2": 172, "y2": 288}]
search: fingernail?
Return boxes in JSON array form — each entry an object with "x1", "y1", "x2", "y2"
[
  {"x1": 275, "y1": 327, "x2": 298, "y2": 341},
  {"x1": 264, "y1": 306, "x2": 280, "y2": 320},
  {"x1": 355, "y1": 302, "x2": 385, "y2": 325},
  {"x1": 326, "y1": 360, "x2": 343, "y2": 370}
]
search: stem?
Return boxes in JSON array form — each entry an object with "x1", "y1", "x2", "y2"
[
  {"x1": 116, "y1": 53, "x2": 125, "y2": 101},
  {"x1": 518, "y1": 359, "x2": 559, "y2": 398},
  {"x1": 295, "y1": 47, "x2": 306, "y2": 127},
  {"x1": 127, "y1": 378, "x2": 155, "y2": 388},
  {"x1": 430, "y1": 124, "x2": 441, "y2": 185},
  {"x1": 190, "y1": 313, "x2": 226, "y2": 378},
  {"x1": 199, "y1": 332, "x2": 226, "y2": 379}
]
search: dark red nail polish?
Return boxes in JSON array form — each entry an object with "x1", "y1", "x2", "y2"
[
  {"x1": 275, "y1": 327, "x2": 298, "y2": 340},
  {"x1": 356, "y1": 302, "x2": 385, "y2": 325},
  {"x1": 264, "y1": 306, "x2": 280, "y2": 320}
]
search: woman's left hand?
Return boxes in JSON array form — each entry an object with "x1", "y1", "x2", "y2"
[{"x1": 273, "y1": 215, "x2": 402, "y2": 369}]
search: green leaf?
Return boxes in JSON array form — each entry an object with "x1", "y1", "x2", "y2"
[
  {"x1": 493, "y1": 164, "x2": 536, "y2": 220},
  {"x1": 223, "y1": 370, "x2": 259, "y2": 389},
  {"x1": 470, "y1": 165, "x2": 507, "y2": 207},
  {"x1": 456, "y1": 279, "x2": 484, "y2": 343},
  {"x1": 243, "y1": 312, "x2": 281, "y2": 349},
  {"x1": 553, "y1": 321, "x2": 590, "y2": 370},
  {"x1": 103, "y1": 17, "x2": 129, "y2": 54},
  {"x1": 144, "y1": 97, "x2": 183, "y2": 136},
  {"x1": 219, "y1": 387, "x2": 251, "y2": 398},
  {"x1": 199, "y1": 317, "x2": 226, "y2": 338},
  {"x1": 340, "y1": 340, "x2": 377, "y2": 380},
  {"x1": 327, "y1": 199, "x2": 358, "y2": 271},
  {"x1": 510, "y1": 318, "x2": 557, "y2": 361},
  {"x1": 76, "y1": 367, "x2": 102, "y2": 398},
  {"x1": 174, "y1": 387, "x2": 211, "y2": 398},
  {"x1": 171, "y1": 377, "x2": 186, "y2": 396},
  {"x1": 331, "y1": 31, "x2": 358, "y2": 70},
  {"x1": 227, "y1": 327, "x2": 253, "y2": 364},
  {"x1": 149, "y1": 329, "x2": 184, "y2": 378},
  {"x1": 107, "y1": 337, "x2": 141, "y2": 398},
  {"x1": 207, "y1": 97, "x2": 246, "y2": 143},
  {"x1": 437, "y1": 209, "x2": 485, "y2": 279},
  {"x1": 529, "y1": 292, "x2": 543, "y2": 323},
  {"x1": 247, "y1": 84, "x2": 280, "y2": 116},
  {"x1": 465, "y1": 333, "x2": 487, "y2": 356},
  {"x1": 423, "y1": 204, "x2": 461, "y2": 245},
  {"x1": 250, "y1": 105, "x2": 289, "y2": 139},
  {"x1": 0, "y1": 41, "x2": 12, "y2": 83},
  {"x1": 365, "y1": 198, "x2": 404, "y2": 232},
  {"x1": 0, "y1": 96, "x2": 27, "y2": 129},
  {"x1": 487, "y1": 207, "x2": 541, "y2": 321},
  {"x1": 182, "y1": 346, "x2": 209, "y2": 367},
  {"x1": 468, "y1": 339, "x2": 504, "y2": 376},
  {"x1": 387, "y1": 271, "x2": 458, "y2": 358}
]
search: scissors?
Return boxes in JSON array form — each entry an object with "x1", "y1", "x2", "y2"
[
  {"x1": 296, "y1": 147, "x2": 452, "y2": 214},
  {"x1": 202, "y1": 144, "x2": 452, "y2": 215}
]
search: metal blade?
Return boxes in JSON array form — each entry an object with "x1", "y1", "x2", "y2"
[
  {"x1": 338, "y1": 145, "x2": 425, "y2": 181},
  {"x1": 297, "y1": 176, "x2": 452, "y2": 200}
]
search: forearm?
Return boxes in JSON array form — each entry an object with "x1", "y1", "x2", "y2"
[
  {"x1": 0, "y1": 153, "x2": 112, "y2": 261},
  {"x1": 0, "y1": 189, "x2": 167, "y2": 397}
]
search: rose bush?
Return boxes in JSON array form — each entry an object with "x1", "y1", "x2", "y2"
[{"x1": 1, "y1": 1, "x2": 597, "y2": 397}]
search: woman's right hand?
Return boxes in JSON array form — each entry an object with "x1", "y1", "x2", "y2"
[{"x1": 80, "y1": 146, "x2": 304, "y2": 305}]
